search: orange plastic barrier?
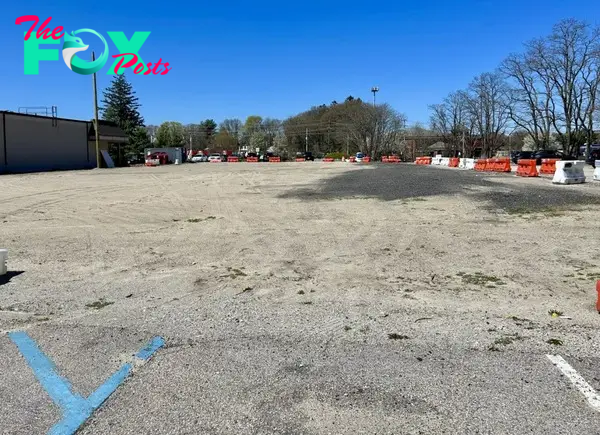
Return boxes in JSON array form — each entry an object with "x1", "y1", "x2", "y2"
[
  {"x1": 362, "y1": 156, "x2": 371, "y2": 163},
  {"x1": 247, "y1": 157, "x2": 258, "y2": 162},
  {"x1": 323, "y1": 157, "x2": 335, "y2": 162},
  {"x1": 474, "y1": 159, "x2": 487, "y2": 171},
  {"x1": 516, "y1": 159, "x2": 538, "y2": 177},
  {"x1": 540, "y1": 158, "x2": 560, "y2": 175},
  {"x1": 387, "y1": 156, "x2": 400, "y2": 163},
  {"x1": 381, "y1": 156, "x2": 389, "y2": 162},
  {"x1": 349, "y1": 157, "x2": 356, "y2": 162},
  {"x1": 227, "y1": 156, "x2": 239, "y2": 162},
  {"x1": 493, "y1": 157, "x2": 511, "y2": 172},
  {"x1": 295, "y1": 157, "x2": 305, "y2": 162},
  {"x1": 449, "y1": 158, "x2": 459, "y2": 168},
  {"x1": 268, "y1": 156, "x2": 281, "y2": 162},
  {"x1": 415, "y1": 156, "x2": 431, "y2": 165}
]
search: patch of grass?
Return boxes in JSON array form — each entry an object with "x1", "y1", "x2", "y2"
[
  {"x1": 462, "y1": 272, "x2": 505, "y2": 286},
  {"x1": 507, "y1": 315, "x2": 531, "y2": 323},
  {"x1": 491, "y1": 333, "x2": 525, "y2": 348},
  {"x1": 85, "y1": 299, "x2": 114, "y2": 310},
  {"x1": 186, "y1": 216, "x2": 217, "y2": 223},
  {"x1": 547, "y1": 338, "x2": 563, "y2": 346},
  {"x1": 297, "y1": 290, "x2": 305, "y2": 295},
  {"x1": 388, "y1": 333, "x2": 410, "y2": 340},
  {"x1": 226, "y1": 267, "x2": 247, "y2": 279},
  {"x1": 506, "y1": 206, "x2": 565, "y2": 217}
]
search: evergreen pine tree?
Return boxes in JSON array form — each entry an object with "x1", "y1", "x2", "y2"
[{"x1": 100, "y1": 75, "x2": 147, "y2": 152}]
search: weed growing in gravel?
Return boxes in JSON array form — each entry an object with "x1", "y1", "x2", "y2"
[
  {"x1": 85, "y1": 299, "x2": 114, "y2": 310},
  {"x1": 548, "y1": 309, "x2": 563, "y2": 318},
  {"x1": 388, "y1": 333, "x2": 410, "y2": 340},
  {"x1": 505, "y1": 206, "x2": 565, "y2": 217},
  {"x1": 489, "y1": 333, "x2": 524, "y2": 350},
  {"x1": 187, "y1": 216, "x2": 217, "y2": 223},
  {"x1": 547, "y1": 338, "x2": 563, "y2": 346},
  {"x1": 225, "y1": 267, "x2": 247, "y2": 279},
  {"x1": 461, "y1": 272, "x2": 505, "y2": 286}
]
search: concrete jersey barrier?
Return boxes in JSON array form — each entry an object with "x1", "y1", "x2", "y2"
[
  {"x1": 552, "y1": 160, "x2": 586, "y2": 184},
  {"x1": 593, "y1": 160, "x2": 600, "y2": 181},
  {"x1": 459, "y1": 158, "x2": 475, "y2": 170}
]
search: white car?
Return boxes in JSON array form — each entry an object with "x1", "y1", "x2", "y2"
[
  {"x1": 208, "y1": 154, "x2": 222, "y2": 163},
  {"x1": 190, "y1": 154, "x2": 205, "y2": 163}
]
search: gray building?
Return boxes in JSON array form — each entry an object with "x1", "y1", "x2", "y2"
[{"x1": 0, "y1": 111, "x2": 127, "y2": 174}]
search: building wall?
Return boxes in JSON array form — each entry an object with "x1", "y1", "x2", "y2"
[
  {"x1": 87, "y1": 140, "x2": 110, "y2": 168},
  {"x1": 0, "y1": 114, "x2": 6, "y2": 173},
  {"x1": 1, "y1": 114, "x2": 92, "y2": 174}
]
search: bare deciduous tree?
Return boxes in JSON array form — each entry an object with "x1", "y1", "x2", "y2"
[
  {"x1": 501, "y1": 51, "x2": 554, "y2": 150},
  {"x1": 429, "y1": 91, "x2": 473, "y2": 156},
  {"x1": 529, "y1": 19, "x2": 600, "y2": 155},
  {"x1": 465, "y1": 72, "x2": 511, "y2": 157}
]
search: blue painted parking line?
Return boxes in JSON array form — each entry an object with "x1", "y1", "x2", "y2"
[{"x1": 8, "y1": 331, "x2": 164, "y2": 435}]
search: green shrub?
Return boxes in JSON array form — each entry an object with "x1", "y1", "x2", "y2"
[{"x1": 325, "y1": 152, "x2": 347, "y2": 160}]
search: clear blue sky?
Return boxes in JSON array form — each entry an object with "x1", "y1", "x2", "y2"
[{"x1": 2, "y1": 0, "x2": 599, "y2": 127}]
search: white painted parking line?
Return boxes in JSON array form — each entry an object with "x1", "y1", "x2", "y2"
[{"x1": 547, "y1": 354, "x2": 600, "y2": 412}]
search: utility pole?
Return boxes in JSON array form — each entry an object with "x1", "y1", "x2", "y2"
[
  {"x1": 305, "y1": 128, "x2": 308, "y2": 152},
  {"x1": 346, "y1": 134, "x2": 349, "y2": 156},
  {"x1": 92, "y1": 51, "x2": 100, "y2": 168},
  {"x1": 462, "y1": 130, "x2": 465, "y2": 159}
]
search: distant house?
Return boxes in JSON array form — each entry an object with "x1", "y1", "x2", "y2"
[
  {"x1": 427, "y1": 141, "x2": 448, "y2": 156},
  {"x1": 0, "y1": 111, "x2": 128, "y2": 174}
]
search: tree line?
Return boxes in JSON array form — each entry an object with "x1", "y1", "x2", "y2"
[
  {"x1": 430, "y1": 18, "x2": 600, "y2": 158},
  {"x1": 101, "y1": 18, "x2": 599, "y2": 162},
  {"x1": 100, "y1": 75, "x2": 407, "y2": 159}
]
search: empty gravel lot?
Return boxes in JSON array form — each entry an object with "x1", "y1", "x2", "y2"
[{"x1": 1, "y1": 162, "x2": 600, "y2": 434}]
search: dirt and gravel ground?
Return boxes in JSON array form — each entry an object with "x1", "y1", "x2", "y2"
[{"x1": 1, "y1": 162, "x2": 600, "y2": 434}]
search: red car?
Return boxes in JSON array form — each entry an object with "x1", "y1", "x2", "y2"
[{"x1": 148, "y1": 152, "x2": 169, "y2": 164}]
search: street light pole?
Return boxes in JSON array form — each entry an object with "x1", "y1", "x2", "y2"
[{"x1": 371, "y1": 86, "x2": 379, "y2": 108}]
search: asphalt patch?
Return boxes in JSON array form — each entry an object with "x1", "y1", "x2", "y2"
[{"x1": 278, "y1": 164, "x2": 600, "y2": 213}]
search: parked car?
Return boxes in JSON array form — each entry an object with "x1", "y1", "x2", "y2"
[
  {"x1": 586, "y1": 149, "x2": 600, "y2": 166},
  {"x1": 511, "y1": 151, "x2": 534, "y2": 164},
  {"x1": 532, "y1": 150, "x2": 560, "y2": 165},
  {"x1": 208, "y1": 154, "x2": 222, "y2": 163},
  {"x1": 148, "y1": 152, "x2": 169, "y2": 164},
  {"x1": 355, "y1": 152, "x2": 365, "y2": 163},
  {"x1": 190, "y1": 153, "x2": 206, "y2": 163}
]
